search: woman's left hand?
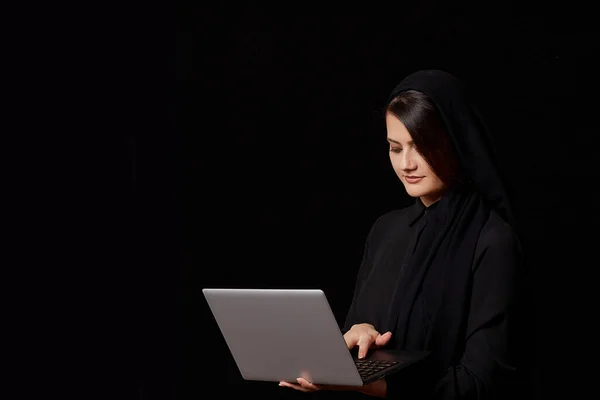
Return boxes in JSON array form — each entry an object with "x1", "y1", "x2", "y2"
[{"x1": 279, "y1": 377, "x2": 387, "y2": 397}]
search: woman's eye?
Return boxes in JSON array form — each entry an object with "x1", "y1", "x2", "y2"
[{"x1": 389, "y1": 147, "x2": 402, "y2": 153}]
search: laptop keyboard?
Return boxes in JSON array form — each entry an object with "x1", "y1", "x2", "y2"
[{"x1": 355, "y1": 359, "x2": 400, "y2": 379}]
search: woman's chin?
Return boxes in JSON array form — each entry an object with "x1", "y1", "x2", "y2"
[{"x1": 404, "y1": 187, "x2": 426, "y2": 198}]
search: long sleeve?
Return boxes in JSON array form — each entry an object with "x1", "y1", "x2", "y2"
[
  {"x1": 432, "y1": 218, "x2": 524, "y2": 399},
  {"x1": 385, "y1": 215, "x2": 524, "y2": 400},
  {"x1": 342, "y1": 214, "x2": 381, "y2": 334},
  {"x1": 342, "y1": 208, "x2": 419, "y2": 335}
]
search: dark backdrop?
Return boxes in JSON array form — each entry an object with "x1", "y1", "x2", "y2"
[
  {"x1": 167, "y1": 7, "x2": 599, "y2": 400},
  {"x1": 33, "y1": 5, "x2": 598, "y2": 400}
]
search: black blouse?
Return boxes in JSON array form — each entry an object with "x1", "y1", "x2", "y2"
[{"x1": 342, "y1": 199, "x2": 523, "y2": 399}]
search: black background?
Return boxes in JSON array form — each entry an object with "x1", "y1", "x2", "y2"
[
  {"x1": 171, "y1": 7, "x2": 598, "y2": 400},
  {"x1": 16, "y1": 4, "x2": 600, "y2": 400}
]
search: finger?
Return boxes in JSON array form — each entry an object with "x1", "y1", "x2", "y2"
[
  {"x1": 344, "y1": 333, "x2": 359, "y2": 350},
  {"x1": 356, "y1": 336, "x2": 372, "y2": 359},
  {"x1": 375, "y1": 331, "x2": 392, "y2": 347},
  {"x1": 279, "y1": 381, "x2": 311, "y2": 392},
  {"x1": 297, "y1": 378, "x2": 319, "y2": 391}
]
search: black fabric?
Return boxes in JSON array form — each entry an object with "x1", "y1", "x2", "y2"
[
  {"x1": 341, "y1": 202, "x2": 523, "y2": 400},
  {"x1": 384, "y1": 187, "x2": 490, "y2": 368},
  {"x1": 384, "y1": 70, "x2": 516, "y2": 369},
  {"x1": 339, "y1": 70, "x2": 524, "y2": 399}
]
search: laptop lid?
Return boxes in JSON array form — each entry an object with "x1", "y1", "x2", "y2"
[
  {"x1": 202, "y1": 288, "x2": 429, "y2": 386},
  {"x1": 202, "y1": 288, "x2": 365, "y2": 386}
]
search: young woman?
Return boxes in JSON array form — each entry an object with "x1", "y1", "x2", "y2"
[{"x1": 280, "y1": 70, "x2": 524, "y2": 399}]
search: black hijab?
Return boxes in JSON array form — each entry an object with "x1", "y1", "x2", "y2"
[{"x1": 383, "y1": 70, "x2": 517, "y2": 372}]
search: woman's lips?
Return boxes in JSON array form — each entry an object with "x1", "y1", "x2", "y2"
[{"x1": 404, "y1": 176, "x2": 423, "y2": 184}]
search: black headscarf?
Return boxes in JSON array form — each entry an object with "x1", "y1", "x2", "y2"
[{"x1": 383, "y1": 70, "x2": 517, "y2": 372}]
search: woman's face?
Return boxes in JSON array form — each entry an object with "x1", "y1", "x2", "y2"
[{"x1": 386, "y1": 113, "x2": 447, "y2": 207}]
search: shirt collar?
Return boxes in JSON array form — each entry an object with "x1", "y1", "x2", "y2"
[
  {"x1": 408, "y1": 198, "x2": 427, "y2": 226},
  {"x1": 408, "y1": 197, "x2": 443, "y2": 226}
]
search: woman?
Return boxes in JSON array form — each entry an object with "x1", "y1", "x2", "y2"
[{"x1": 280, "y1": 70, "x2": 525, "y2": 399}]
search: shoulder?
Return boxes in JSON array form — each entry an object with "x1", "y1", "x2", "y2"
[
  {"x1": 375, "y1": 206, "x2": 415, "y2": 228},
  {"x1": 473, "y1": 209, "x2": 523, "y2": 272},
  {"x1": 478, "y1": 209, "x2": 521, "y2": 250},
  {"x1": 366, "y1": 204, "x2": 417, "y2": 241}
]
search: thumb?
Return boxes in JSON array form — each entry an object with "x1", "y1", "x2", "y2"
[{"x1": 375, "y1": 331, "x2": 392, "y2": 347}]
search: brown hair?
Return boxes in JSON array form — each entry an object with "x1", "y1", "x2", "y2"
[{"x1": 385, "y1": 90, "x2": 466, "y2": 187}]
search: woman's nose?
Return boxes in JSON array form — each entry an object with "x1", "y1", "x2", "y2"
[{"x1": 400, "y1": 153, "x2": 416, "y2": 170}]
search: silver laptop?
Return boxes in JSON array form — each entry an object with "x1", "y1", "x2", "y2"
[{"x1": 202, "y1": 288, "x2": 429, "y2": 386}]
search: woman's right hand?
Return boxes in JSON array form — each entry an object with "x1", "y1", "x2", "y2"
[{"x1": 343, "y1": 323, "x2": 392, "y2": 359}]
